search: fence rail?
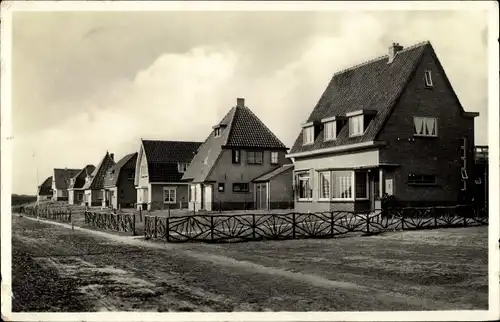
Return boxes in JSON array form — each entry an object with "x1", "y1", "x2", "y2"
[
  {"x1": 144, "y1": 205, "x2": 488, "y2": 243},
  {"x1": 84, "y1": 211, "x2": 136, "y2": 235},
  {"x1": 18, "y1": 205, "x2": 73, "y2": 222}
]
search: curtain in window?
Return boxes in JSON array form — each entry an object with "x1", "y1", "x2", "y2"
[
  {"x1": 319, "y1": 172, "x2": 331, "y2": 199},
  {"x1": 332, "y1": 171, "x2": 352, "y2": 199}
]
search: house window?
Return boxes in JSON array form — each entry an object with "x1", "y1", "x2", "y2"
[
  {"x1": 232, "y1": 150, "x2": 240, "y2": 163},
  {"x1": 178, "y1": 162, "x2": 189, "y2": 173},
  {"x1": 408, "y1": 174, "x2": 436, "y2": 185},
  {"x1": 247, "y1": 151, "x2": 263, "y2": 164},
  {"x1": 271, "y1": 152, "x2": 279, "y2": 165},
  {"x1": 318, "y1": 172, "x2": 331, "y2": 199},
  {"x1": 127, "y1": 173, "x2": 134, "y2": 181},
  {"x1": 461, "y1": 169, "x2": 468, "y2": 180},
  {"x1": 355, "y1": 172, "x2": 368, "y2": 199},
  {"x1": 77, "y1": 192, "x2": 83, "y2": 201},
  {"x1": 332, "y1": 171, "x2": 353, "y2": 199},
  {"x1": 140, "y1": 162, "x2": 148, "y2": 178},
  {"x1": 232, "y1": 183, "x2": 249, "y2": 192},
  {"x1": 218, "y1": 183, "x2": 225, "y2": 192},
  {"x1": 163, "y1": 187, "x2": 176, "y2": 204},
  {"x1": 214, "y1": 127, "x2": 222, "y2": 137},
  {"x1": 349, "y1": 115, "x2": 364, "y2": 137},
  {"x1": 324, "y1": 121, "x2": 336, "y2": 141},
  {"x1": 297, "y1": 173, "x2": 312, "y2": 200},
  {"x1": 303, "y1": 126, "x2": 314, "y2": 145},
  {"x1": 461, "y1": 180, "x2": 467, "y2": 191},
  {"x1": 424, "y1": 70, "x2": 433, "y2": 87},
  {"x1": 413, "y1": 117, "x2": 437, "y2": 137}
]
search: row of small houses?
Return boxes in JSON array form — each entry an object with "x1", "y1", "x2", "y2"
[{"x1": 37, "y1": 41, "x2": 489, "y2": 213}]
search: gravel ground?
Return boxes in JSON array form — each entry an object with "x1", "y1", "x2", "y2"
[{"x1": 11, "y1": 215, "x2": 488, "y2": 312}]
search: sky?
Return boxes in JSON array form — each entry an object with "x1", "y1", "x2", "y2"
[{"x1": 9, "y1": 9, "x2": 490, "y2": 195}]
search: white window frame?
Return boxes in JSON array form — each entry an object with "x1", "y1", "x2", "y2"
[
  {"x1": 318, "y1": 171, "x2": 331, "y2": 200},
  {"x1": 189, "y1": 185, "x2": 196, "y2": 202},
  {"x1": 214, "y1": 127, "x2": 221, "y2": 137},
  {"x1": 461, "y1": 169, "x2": 468, "y2": 180},
  {"x1": 271, "y1": 152, "x2": 279, "y2": 164},
  {"x1": 413, "y1": 116, "x2": 438, "y2": 137},
  {"x1": 424, "y1": 70, "x2": 433, "y2": 87},
  {"x1": 297, "y1": 173, "x2": 312, "y2": 201},
  {"x1": 475, "y1": 178, "x2": 482, "y2": 185},
  {"x1": 331, "y1": 171, "x2": 354, "y2": 201},
  {"x1": 318, "y1": 170, "x2": 369, "y2": 201},
  {"x1": 303, "y1": 126, "x2": 314, "y2": 145},
  {"x1": 324, "y1": 121, "x2": 336, "y2": 141},
  {"x1": 348, "y1": 115, "x2": 364, "y2": 137},
  {"x1": 163, "y1": 187, "x2": 177, "y2": 204},
  {"x1": 178, "y1": 162, "x2": 189, "y2": 173},
  {"x1": 461, "y1": 180, "x2": 467, "y2": 191}
]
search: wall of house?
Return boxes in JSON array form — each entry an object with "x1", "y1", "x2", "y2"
[
  {"x1": 207, "y1": 148, "x2": 290, "y2": 210},
  {"x1": 187, "y1": 183, "x2": 204, "y2": 211},
  {"x1": 68, "y1": 190, "x2": 75, "y2": 205},
  {"x1": 149, "y1": 184, "x2": 189, "y2": 210},
  {"x1": 268, "y1": 169, "x2": 294, "y2": 209},
  {"x1": 37, "y1": 195, "x2": 52, "y2": 202},
  {"x1": 292, "y1": 149, "x2": 379, "y2": 213},
  {"x1": 137, "y1": 150, "x2": 149, "y2": 188},
  {"x1": 116, "y1": 169, "x2": 137, "y2": 208},
  {"x1": 377, "y1": 46, "x2": 476, "y2": 206},
  {"x1": 85, "y1": 189, "x2": 102, "y2": 206}
]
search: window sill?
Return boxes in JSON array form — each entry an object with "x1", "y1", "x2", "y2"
[
  {"x1": 324, "y1": 138, "x2": 337, "y2": 142},
  {"x1": 297, "y1": 199, "x2": 313, "y2": 203},
  {"x1": 302, "y1": 142, "x2": 314, "y2": 146},
  {"x1": 413, "y1": 134, "x2": 438, "y2": 138},
  {"x1": 164, "y1": 202, "x2": 177, "y2": 204}
]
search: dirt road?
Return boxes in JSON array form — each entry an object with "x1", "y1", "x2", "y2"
[{"x1": 11, "y1": 215, "x2": 488, "y2": 312}]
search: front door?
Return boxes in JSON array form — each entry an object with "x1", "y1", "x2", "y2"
[
  {"x1": 370, "y1": 170, "x2": 381, "y2": 210},
  {"x1": 203, "y1": 185, "x2": 212, "y2": 211},
  {"x1": 256, "y1": 183, "x2": 268, "y2": 210}
]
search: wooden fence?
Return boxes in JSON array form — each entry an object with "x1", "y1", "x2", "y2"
[
  {"x1": 84, "y1": 211, "x2": 136, "y2": 235},
  {"x1": 144, "y1": 205, "x2": 488, "y2": 243},
  {"x1": 19, "y1": 205, "x2": 72, "y2": 222}
]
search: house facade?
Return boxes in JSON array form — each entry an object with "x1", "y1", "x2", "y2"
[
  {"x1": 134, "y1": 140, "x2": 201, "y2": 211},
  {"x1": 37, "y1": 176, "x2": 53, "y2": 201},
  {"x1": 182, "y1": 98, "x2": 291, "y2": 212},
  {"x1": 52, "y1": 168, "x2": 81, "y2": 201},
  {"x1": 102, "y1": 152, "x2": 138, "y2": 210},
  {"x1": 68, "y1": 165, "x2": 96, "y2": 205},
  {"x1": 286, "y1": 41, "x2": 479, "y2": 213},
  {"x1": 473, "y1": 145, "x2": 488, "y2": 209},
  {"x1": 82, "y1": 152, "x2": 115, "y2": 206}
]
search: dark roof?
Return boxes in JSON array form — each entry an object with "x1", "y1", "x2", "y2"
[
  {"x1": 289, "y1": 41, "x2": 431, "y2": 155},
  {"x1": 253, "y1": 164, "x2": 294, "y2": 182},
  {"x1": 68, "y1": 165, "x2": 96, "y2": 190},
  {"x1": 142, "y1": 140, "x2": 202, "y2": 183},
  {"x1": 182, "y1": 102, "x2": 287, "y2": 182},
  {"x1": 104, "y1": 152, "x2": 138, "y2": 187},
  {"x1": 37, "y1": 176, "x2": 53, "y2": 196},
  {"x1": 53, "y1": 168, "x2": 81, "y2": 190},
  {"x1": 82, "y1": 152, "x2": 116, "y2": 190}
]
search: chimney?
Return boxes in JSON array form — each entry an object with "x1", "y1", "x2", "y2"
[
  {"x1": 388, "y1": 42, "x2": 404, "y2": 63},
  {"x1": 110, "y1": 153, "x2": 114, "y2": 161},
  {"x1": 236, "y1": 97, "x2": 245, "y2": 108}
]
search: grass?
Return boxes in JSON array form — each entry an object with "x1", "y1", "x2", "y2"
[{"x1": 11, "y1": 215, "x2": 488, "y2": 312}]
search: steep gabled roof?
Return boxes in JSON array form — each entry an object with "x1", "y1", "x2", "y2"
[
  {"x1": 37, "y1": 176, "x2": 53, "y2": 196},
  {"x1": 182, "y1": 99, "x2": 287, "y2": 182},
  {"x1": 141, "y1": 140, "x2": 202, "y2": 183},
  {"x1": 253, "y1": 164, "x2": 294, "y2": 183},
  {"x1": 104, "y1": 152, "x2": 138, "y2": 187},
  {"x1": 82, "y1": 152, "x2": 115, "y2": 190},
  {"x1": 289, "y1": 41, "x2": 430, "y2": 155},
  {"x1": 68, "y1": 165, "x2": 96, "y2": 190},
  {"x1": 53, "y1": 168, "x2": 81, "y2": 190}
]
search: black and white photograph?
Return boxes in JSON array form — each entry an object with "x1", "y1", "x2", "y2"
[{"x1": 1, "y1": 1, "x2": 499, "y2": 321}]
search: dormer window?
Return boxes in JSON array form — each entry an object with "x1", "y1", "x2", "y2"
[
  {"x1": 178, "y1": 162, "x2": 189, "y2": 173},
  {"x1": 324, "y1": 121, "x2": 336, "y2": 141},
  {"x1": 303, "y1": 126, "x2": 314, "y2": 145},
  {"x1": 214, "y1": 128, "x2": 222, "y2": 137},
  {"x1": 424, "y1": 70, "x2": 433, "y2": 87},
  {"x1": 213, "y1": 124, "x2": 226, "y2": 138},
  {"x1": 346, "y1": 110, "x2": 377, "y2": 137}
]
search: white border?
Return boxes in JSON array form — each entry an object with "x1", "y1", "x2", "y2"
[{"x1": 1, "y1": 1, "x2": 499, "y2": 321}]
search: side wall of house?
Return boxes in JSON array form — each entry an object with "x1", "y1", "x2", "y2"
[
  {"x1": 268, "y1": 169, "x2": 294, "y2": 209},
  {"x1": 117, "y1": 168, "x2": 137, "y2": 208},
  {"x1": 377, "y1": 47, "x2": 476, "y2": 206},
  {"x1": 207, "y1": 148, "x2": 289, "y2": 210},
  {"x1": 150, "y1": 184, "x2": 189, "y2": 210}
]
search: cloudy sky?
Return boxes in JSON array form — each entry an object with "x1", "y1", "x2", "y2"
[{"x1": 10, "y1": 8, "x2": 489, "y2": 195}]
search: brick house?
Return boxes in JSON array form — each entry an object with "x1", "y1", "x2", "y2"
[
  {"x1": 286, "y1": 41, "x2": 479, "y2": 213},
  {"x1": 52, "y1": 168, "x2": 81, "y2": 201},
  {"x1": 134, "y1": 139, "x2": 201, "y2": 211},
  {"x1": 182, "y1": 98, "x2": 291, "y2": 212},
  {"x1": 37, "y1": 176, "x2": 53, "y2": 201},
  {"x1": 67, "y1": 164, "x2": 96, "y2": 205},
  {"x1": 102, "y1": 152, "x2": 138, "y2": 210},
  {"x1": 82, "y1": 152, "x2": 115, "y2": 206}
]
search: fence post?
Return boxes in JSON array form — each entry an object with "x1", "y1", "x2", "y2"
[
  {"x1": 166, "y1": 217, "x2": 170, "y2": 242},
  {"x1": 168, "y1": 203, "x2": 171, "y2": 218},
  {"x1": 69, "y1": 210, "x2": 72, "y2": 222},
  {"x1": 252, "y1": 213, "x2": 256, "y2": 240},
  {"x1": 434, "y1": 211, "x2": 438, "y2": 228},
  {"x1": 330, "y1": 212, "x2": 334, "y2": 237},
  {"x1": 401, "y1": 211, "x2": 405, "y2": 231},
  {"x1": 193, "y1": 201, "x2": 196, "y2": 215},
  {"x1": 463, "y1": 207, "x2": 467, "y2": 227},
  {"x1": 210, "y1": 216, "x2": 214, "y2": 241},
  {"x1": 139, "y1": 208, "x2": 143, "y2": 223},
  {"x1": 292, "y1": 213, "x2": 296, "y2": 239},
  {"x1": 154, "y1": 216, "x2": 158, "y2": 239},
  {"x1": 219, "y1": 201, "x2": 222, "y2": 213},
  {"x1": 366, "y1": 213, "x2": 370, "y2": 234}
]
